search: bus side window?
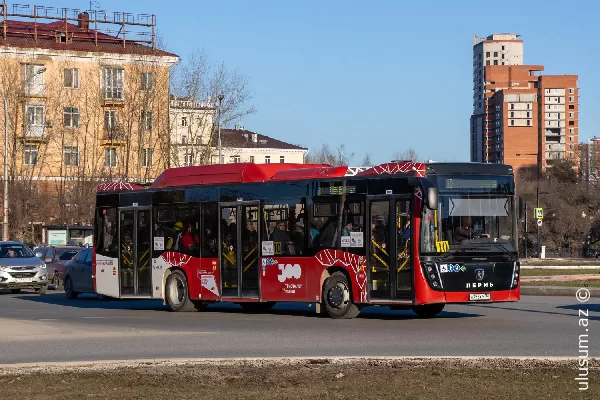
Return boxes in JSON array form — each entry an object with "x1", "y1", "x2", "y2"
[
  {"x1": 201, "y1": 203, "x2": 218, "y2": 258},
  {"x1": 262, "y1": 200, "x2": 306, "y2": 256},
  {"x1": 154, "y1": 206, "x2": 200, "y2": 257},
  {"x1": 95, "y1": 207, "x2": 118, "y2": 259}
]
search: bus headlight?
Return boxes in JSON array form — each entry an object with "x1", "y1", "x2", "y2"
[
  {"x1": 510, "y1": 262, "x2": 520, "y2": 289},
  {"x1": 422, "y1": 263, "x2": 443, "y2": 291}
]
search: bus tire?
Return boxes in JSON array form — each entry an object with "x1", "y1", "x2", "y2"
[
  {"x1": 240, "y1": 302, "x2": 276, "y2": 313},
  {"x1": 165, "y1": 270, "x2": 197, "y2": 312},
  {"x1": 411, "y1": 304, "x2": 445, "y2": 318},
  {"x1": 322, "y1": 271, "x2": 360, "y2": 319}
]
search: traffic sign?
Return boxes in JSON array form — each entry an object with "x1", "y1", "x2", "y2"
[
  {"x1": 537, "y1": 219, "x2": 543, "y2": 227},
  {"x1": 535, "y1": 208, "x2": 543, "y2": 219}
]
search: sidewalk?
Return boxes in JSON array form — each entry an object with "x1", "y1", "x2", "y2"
[{"x1": 520, "y1": 273, "x2": 600, "y2": 297}]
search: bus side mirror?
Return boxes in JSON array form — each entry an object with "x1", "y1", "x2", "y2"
[
  {"x1": 427, "y1": 187, "x2": 438, "y2": 210},
  {"x1": 518, "y1": 196, "x2": 525, "y2": 219}
]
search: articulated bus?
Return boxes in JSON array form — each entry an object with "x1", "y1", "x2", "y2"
[{"x1": 92, "y1": 161, "x2": 521, "y2": 319}]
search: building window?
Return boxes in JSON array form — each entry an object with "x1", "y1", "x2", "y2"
[
  {"x1": 569, "y1": 112, "x2": 574, "y2": 118},
  {"x1": 64, "y1": 146, "x2": 79, "y2": 166},
  {"x1": 510, "y1": 112, "x2": 514, "y2": 118},
  {"x1": 493, "y1": 60, "x2": 498, "y2": 65},
  {"x1": 64, "y1": 68, "x2": 80, "y2": 89},
  {"x1": 527, "y1": 120, "x2": 531, "y2": 126},
  {"x1": 526, "y1": 112, "x2": 530, "y2": 117},
  {"x1": 25, "y1": 104, "x2": 45, "y2": 137},
  {"x1": 510, "y1": 104, "x2": 514, "y2": 110},
  {"x1": 485, "y1": 52, "x2": 490, "y2": 57},
  {"x1": 249, "y1": 156, "x2": 255, "y2": 163},
  {"x1": 569, "y1": 121, "x2": 575, "y2": 126},
  {"x1": 569, "y1": 96, "x2": 574, "y2": 102},
  {"x1": 142, "y1": 110, "x2": 153, "y2": 130},
  {"x1": 24, "y1": 64, "x2": 45, "y2": 95},
  {"x1": 23, "y1": 145, "x2": 39, "y2": 166},
  {"x1": 280, "y1": 156, "x2": 285, "y2": 163},
  {"x1": 184, "y1": 153, "x2": 193, "y2": 166},
  {"x1": 569, "y1": 104, "x2": 575, "y2": 110},
  {"x1": 570, "y1": 144, "x2": 575, "y2": 150},
  {"x1": 63, "y1": 107, "x2": 80, "y2": 128},
  {"x1": 141, "y1": 148, "x2": 154, "y2": 168},
  {"x1": 569, "y1": 136, "x2": 574, "y2": 142},
  {"x1": 486, "y1": 60, "x2": 490, "y2": 66},
  {"x1": 181, "y1": 116, "x2": 188, "y2": 127},
  {"x1": 181, "y1": 135, "x2": 187, "y2": 144},
  {"x1": 104, "y1": 147, "x2": 117, "y2": 168},
  {"x1": 104, "y1": 110, "x2": 117, "y2": 129},
  {"x1": 569, "y1": 128, "x2": 575, "y2": 133},
  {"x1": 265, "y1": 156, "x2": 271, "y2": 164},
  {"x1": 102, "y1": 68, "x2": 124, "y2": 100},
  {"x1": 140, "y1": 72, "x2": 153, "y2": 91},
  {"x1": 502, "y1": 45, "x2": 505, "y2": 50},
  {"x1": 232, "y1": 156, "x2": 241, "y2": 163},
  {"x1": 493, "y1": 52, "x2": 498, "y2": 57},
  {"x1": 510, "y1": 120, "x2": 515, "y2": 126},
  {"x1": 569, "y1": 88, "x2": 574, "y2": 94}
]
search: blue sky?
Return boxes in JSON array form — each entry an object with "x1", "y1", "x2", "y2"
[{"x1": 73, "y1": 1, "x2": 598, "y2": 163}]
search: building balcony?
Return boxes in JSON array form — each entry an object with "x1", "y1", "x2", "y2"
[{"x1": 102, "y1": 126, "x2": 127, "y2": 142}]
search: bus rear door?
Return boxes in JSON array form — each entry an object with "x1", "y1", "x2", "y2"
[
  {"x1": 367, "y1": 196, "x2": 413, "y2": 302},
  {"x1": 218, "y1": 201, "x2": 260, "y2": 299}
]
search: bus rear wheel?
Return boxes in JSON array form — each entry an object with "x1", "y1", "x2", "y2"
[
  {"x1": 411, "y1": 304, "x2": 445, "y2": 318},
  {"x1": 323, "y1": 272, "x2": 360, "y2": 319},
  {"x1": 165, "y1": 270, "x2": 199, "y2": 312}
]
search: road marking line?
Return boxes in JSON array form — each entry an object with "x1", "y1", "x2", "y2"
[
  {"x1": 83, "y1": 317, "x2": 105, "y2": 319},
  {"x1": 38, "y1": 319, "x2": 57, "y2": 321}
]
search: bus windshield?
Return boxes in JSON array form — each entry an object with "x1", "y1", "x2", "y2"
[{"x1": 421, "y1": 194, "x2": 516, "y2": 254}]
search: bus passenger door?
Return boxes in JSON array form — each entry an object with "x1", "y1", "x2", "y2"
[
  {"x1": 367, "y1": 196, "x2": 412, "y2": 301},
  {"x1": 118, "y1": 207, "x2": 152, "y2": 297},
  {"x1": 219, "y1": 202, "x2": 260, "y2": 298}
]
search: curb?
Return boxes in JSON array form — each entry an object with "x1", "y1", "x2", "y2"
[{"x1": 521, "y1": 286, "x2": 600, "y2": 297}]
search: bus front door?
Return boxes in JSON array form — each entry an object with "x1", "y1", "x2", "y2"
[
  {"x1": 118, "y1": 207, "x2": 152, "y2": 297},
  {"x1": 219, "y1": 202, "x2": 260, "y2": 299},
  {"x1": 367, "y1": 197, "x2": 413, "y2": 301}
]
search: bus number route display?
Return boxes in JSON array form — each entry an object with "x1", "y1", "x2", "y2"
[
  {"x1": 445, "y1": 178, "x2": 498, "y2": 189},
  {"x1": 317, "y1": 185, "x2": 356, "y2": 195}
]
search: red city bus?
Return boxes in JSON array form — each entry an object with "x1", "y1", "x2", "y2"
[{"x1": 92, "y1": 161, "x2": 521, "y2": 319}]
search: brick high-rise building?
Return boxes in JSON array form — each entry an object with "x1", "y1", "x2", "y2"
[{"x1": 471, "y1": 34, "x2": 579, "y2": 174}]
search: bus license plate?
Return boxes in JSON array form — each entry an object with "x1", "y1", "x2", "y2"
[
  {"x1": 469, "y1": 293, "x2": 490, "y2": 301},
  {"x1": 14, "y1": 278, "x2": 33, "y2": 283}
]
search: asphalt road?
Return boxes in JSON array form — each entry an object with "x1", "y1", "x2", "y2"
[{"x1": 0, "y1": 289, "x2": 598, "y2": 364}]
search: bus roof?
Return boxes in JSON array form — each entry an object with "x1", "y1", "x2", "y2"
[{"x1": 96, "y1": 161, "x2": 513, "y2": 193}]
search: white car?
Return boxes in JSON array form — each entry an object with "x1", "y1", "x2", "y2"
[{"x1": 0, "y1": 241, "x2": 48, "y2": 294}]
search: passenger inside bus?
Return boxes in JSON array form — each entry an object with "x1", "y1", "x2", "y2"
[
  {"x1": 166, "y1": 221, "x2": 184, "y2": 251},
  {"x1": 271, "y1": 221, "x2": 291, "y2": 254}
]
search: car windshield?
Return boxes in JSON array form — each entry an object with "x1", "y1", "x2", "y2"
[
  {"x1": 421, "y1": 194, "x2": 516, "y2": 254},
  {"x1": 56, "y1": 249, "x2": 79, "y2": 261},
  {"x1": 0, "y1": 244, "x2": 35, "y2": 258}
]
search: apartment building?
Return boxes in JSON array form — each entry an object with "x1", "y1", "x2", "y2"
[
  {"x1": 471, "y1": 34, "x2": 579, "y2": 173},
  {"x1": 210, "y1": 127, "x2": 308, "y2": 165},
  {"x1": 0, "y1": 3, "x2": 178, "y2": 238},
  {"x1": 169, "y1": 95, "x2": 215, "y2": 167},
  {"x1": 471, "y1": 34, "x2": 523, "y2": 162}
]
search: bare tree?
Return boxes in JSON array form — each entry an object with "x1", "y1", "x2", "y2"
[
  {"x1": 392, "y1": 147, "x2": 421, "y2": 162},
  {"x1": 306, "y1": 143, "x2": 355, "y2": 166},
  {"x1": 170, "y1": 49, "x2": 255, "y2": 165}
]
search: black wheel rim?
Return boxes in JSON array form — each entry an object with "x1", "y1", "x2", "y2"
[
  {"x1": 168, "y1": 275, "x2": 186, "y2": 306},
  {"x1": 327, "y1": 282, "x2": 348, "y2": 309}
]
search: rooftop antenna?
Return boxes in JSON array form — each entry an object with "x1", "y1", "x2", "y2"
[{"x1": 89, "y1": 0, "x2": 100, "y2": 10}]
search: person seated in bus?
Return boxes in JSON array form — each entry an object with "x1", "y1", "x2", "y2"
[
  {"x1": 454, "y1": 216, "x2": 490, "y2": 243},
  {"x1": 271, "y1": 221, "x2": 291, "y2": 254},
  {"x1": 166, "y1": 221, "x2": 184, "y2": 251},
  {"x1": 290, "y1": 221, "x2": 305, "y2": 255},
  {"x1": 203, "y1": 226, "x2": 218, "y2": 257},
  {"x1": 342, "y1": 221, "x2": 353, "y2": 236}
]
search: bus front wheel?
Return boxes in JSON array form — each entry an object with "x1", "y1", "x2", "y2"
[
  {"x1": 165, "y1": 270, "x2": 198, "y2": 312},
  {"x1": 323, "y1": 272, "x2": 360, "y2": 319},
  {"x1": 411, "y1": 304, "x2": 445, "y2": 318}
]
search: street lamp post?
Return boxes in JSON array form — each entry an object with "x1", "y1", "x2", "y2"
[
  {"x1": 217, "y1": 93, "x2": 224, "y2": 164},
  {"x1": 2, "y1": 67, "x2": 46, "y2": 240}
]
